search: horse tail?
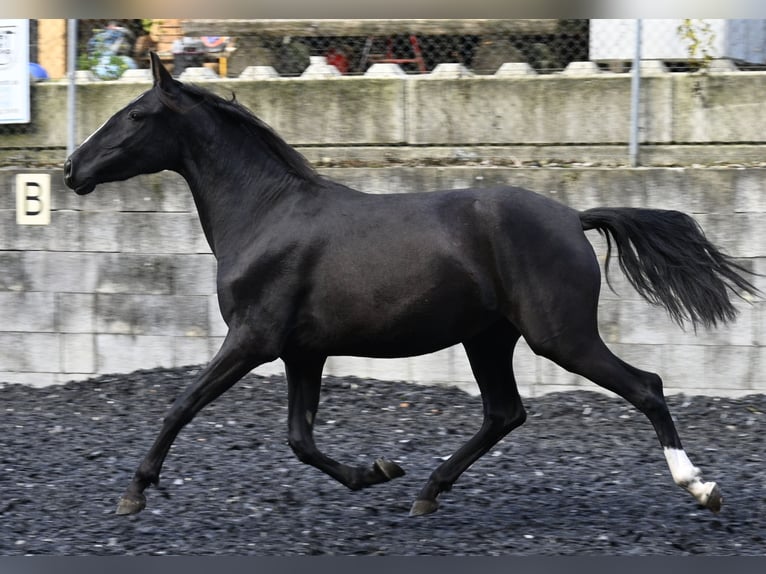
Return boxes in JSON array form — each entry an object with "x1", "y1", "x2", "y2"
[{"x1": 579, "y1": 207, "x2": 759, "y2": 329}]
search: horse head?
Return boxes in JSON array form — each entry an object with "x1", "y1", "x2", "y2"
[{"x1": 64, "y1": 52, "x2": 187, "y2": 195}]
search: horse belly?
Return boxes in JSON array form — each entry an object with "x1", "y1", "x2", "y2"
[{"x1": 295, "y1": 259, "x2": 498, "y2": 358}]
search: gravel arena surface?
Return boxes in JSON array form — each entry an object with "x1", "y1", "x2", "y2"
[{"x1": 1, "y1": 365, "x2": 764, "y2": 556}]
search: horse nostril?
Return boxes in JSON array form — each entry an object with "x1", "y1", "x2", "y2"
[{"x1": 63, "y1": 159, "x2": 73, "y2": 185}]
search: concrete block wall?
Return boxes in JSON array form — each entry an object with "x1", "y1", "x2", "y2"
[
  {"x1": 1, "y1": 166, "x2": 763, "y2": 397},
  {"x1": 6, "y1": 69, "x2": 766, "y2": 167}
]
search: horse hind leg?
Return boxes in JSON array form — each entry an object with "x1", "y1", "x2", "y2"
[
  {"x1": 410, "y1": 321, "x2": 526, "y2": 516},
  {"x1": 284, "y1": 356, "x2": 405, "y2": 493},
  {"x1": 533, "y1": 332, "x2": 722, "y2": 513}
]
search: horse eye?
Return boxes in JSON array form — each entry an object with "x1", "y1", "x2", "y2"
[{"x1": 128, "y1": 110, "x2": 141, "y2": 121}]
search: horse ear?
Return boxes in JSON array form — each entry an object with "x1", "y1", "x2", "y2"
[{"x1": 150, "y1": 52, "x2": 178, "y2": 93}]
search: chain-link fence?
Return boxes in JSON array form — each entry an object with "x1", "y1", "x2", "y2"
[
  {"x1": 3, "y1": 19, "x2": 766, "y2": 155},
  {"x1": 72, "y1": 18, "x2": 765, "y2": 78},
  {"x1": 19, "y1": 18, "x2": 766, "y2": 82}
]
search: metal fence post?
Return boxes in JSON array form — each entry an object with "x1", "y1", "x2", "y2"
[
  {"x1": 629, "y1": 19, "x2": 642, "y2": 167},
  {"x1": 67, "y1": 18, "x2": 77, "y2": 157}
]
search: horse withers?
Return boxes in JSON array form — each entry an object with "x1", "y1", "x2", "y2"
[{"x1": 64, "y1": 52, "x2": 758, "y2": 517}]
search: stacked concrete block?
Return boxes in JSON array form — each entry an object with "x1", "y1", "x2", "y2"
[
  {"x1": 2, "y1": 67, "x2": 765, "y2": 396},
  {"x1": 1, "y1": 170, "x2": 219, "y2": 386}
]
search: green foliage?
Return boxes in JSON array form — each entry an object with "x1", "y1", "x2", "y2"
[{"x1": 677, "y1": 19, "x2": 716, "y2": 72}]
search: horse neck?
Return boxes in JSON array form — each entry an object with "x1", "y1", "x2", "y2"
[{"x1": 176, "y1": 120, "x2": 311, "y2": 257}]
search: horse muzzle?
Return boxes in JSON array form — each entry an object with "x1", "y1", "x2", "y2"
[{"x1": 63, "y1": 158, "x2": 96, "y2": 195}]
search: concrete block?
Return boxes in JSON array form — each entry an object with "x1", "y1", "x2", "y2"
[
  {"x1": 208, "y1": 294, "x2": 228, "y2": 337},
  {"x1": 213, "y1": 77, "x2": 406, "y2": 145},
  {"x1": 562, "y1": 61, "x2": 602, "y2": 75},
  {"x1": 0, "y1": 251, "x2": 27, "y2": 291},
  {"x1": 0, "y1": 174, "x2": 14, "y2": 210},
  {"x1": 56, "y1": 373, "x2": 95, "y2": 384},
  {"x1": 754, "y1": 301, "x2": 765, "y2": 347},
  {"x1": 173, "y1": 336, "x2": 215, "y2": 366},
  {"x1": 406, "y1": 76, "x2": 632, "y2": 145},
  {"x1": 494, "y1": 62, "x2": 537, "y2": 77},
  {"x1": 207, "y1": 336, "x2": 226, "y2": 357},
  {"x1": 95, "y1": 253, "x2": 175, "y2": 295},
  {"x1": 428, "y1": 63, "x2": 473, "y2": 78},
  {"x1": 95, "y1": 294, "x2": 209, "y2": 337},
  {"x1": 533, "y1": 354, "x2": 589, "y2": 394},
  {"x1": 734, "y1": 169, "x2": 766, "y2": 213},
  {"x1": 696, "y1": 212, "x2": 766, "y2": 258},
  {"x1": 172, "y1": 254, "x2": 217, "y2": 296},
  {"x1": 0, "y1": 372, "x2": 58, "y2": 387},
  {"x1": 115, "y1": 213, "x2": 208, "y2": 255},
  {"x1": 0, "y1": 333, "x2": 60, "y2": 372},
  {"x1": 180, "y1": 67, "x2": 220, "y2": 81},
  {"x1": 62, "y1": 333, "x2": 95, "y2": 373},
  {"x1": 364, "y1": 63, "x2": 407, "y2": 77},
  {"x1": 23, "y1": 251, "x2": 99, "y2": 293},
  {"x1": 0, "y1": 211, "x2": 51, "y2": 251},
  {"x1": 10, "y1": 72, "x2": 766, "y2": 159},
  {"x1": 55, "y1": 172, "x2": 195, "y2": 214},
  {"x1": 74, "y1": 211, "x2": 122, "y2": 252},
  {"x1": 96, "y1": 334, "x2": 175, "y2": 374},
  {"x1": 324, "y1": 355, "x2": 414, "y2": 384},
  {"x1": 239, "y1": 66, "x2": 280, "y2": 80},
  {"x1": 661, "y1": 168, "x2": 737, "y2": 214},
  {"x1": 75, "y1": 70, "x2": 98, "y2": 82},
  {"x1": 640, "y1": 60, "x2": 669, "y2": 75},
  {"x1": 671, "y1": 74, "x2": 766, "y2": 143},
  {"x1": 56, "y1": 293, "x2": 95, "y2": 333},
  {"x1": 119, "y1": 68, "x2": 153, "y2": 82},
  {"x1": 405, "y1": 346, "x2": 472, "y2": 387},
  {"x1": 0, "y1": 292, "x2": 56, "y2": 332},
  {"x1": 660, "y1": 344, "x2": 762, "y2": 391},
  {"x1": 251, "y1": 358, "x2": 285, "y2": 378},
  {"x1": 708, "y1": 59, "x2": 739, "y2": 73},
  {"x1": 604, "y1": 342, "x2": 665, "y2": 376},
  {"x1": 301, "y1": 56, "x2": 341, "y2": 78},
  {"x1": 639, "y1": 76, "x2": 676, "y2": 143}
]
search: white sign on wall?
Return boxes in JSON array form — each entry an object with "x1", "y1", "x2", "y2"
[
  {"x1": 0, "y1": 19, "x2": 30, "y2": 124},
  {"x1": 16, "y1": 173, "x2": 50, "y2": 225}
]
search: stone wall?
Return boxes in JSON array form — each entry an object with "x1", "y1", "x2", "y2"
[
  {"x1": 6, "y1": 67, "x2": 766, "y2": 167},
  {"x1": 2, "y1": 166, "x2": 763, "y2": 396}
]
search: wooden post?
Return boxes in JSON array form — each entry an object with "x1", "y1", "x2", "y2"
[{"x1": 37, "y1": 19, "x2": 68, "y2": 79}]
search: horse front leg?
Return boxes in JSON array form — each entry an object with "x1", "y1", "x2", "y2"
[
  {"x1": 284, "y1": 356, "x2": 405, "y2": 491},
  {"x1": 116, "y1": 331, "x2": 263, "y2": 515}
]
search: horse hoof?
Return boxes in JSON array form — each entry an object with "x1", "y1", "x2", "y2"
[
  {"x1": 409, "y1": 499, "x2": 439, "y2": 517},
  {"x1": 374, "y1": 458, "x2": 405, "y2": 480},
  {"x1": 704, "y1": 483, "x2": 723, "y2": 513},
  {"x1": 115, "y1": 493, "x2": 146, "y2": 515}
]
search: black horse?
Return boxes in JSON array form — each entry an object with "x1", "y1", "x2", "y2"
[{"x1": 64, "y1": 53, "x2": 757, "y2": 517}]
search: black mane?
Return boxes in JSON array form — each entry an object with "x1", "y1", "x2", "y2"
[{"x1": 157, "y1": 81, "x2": 322, "y2": 184}]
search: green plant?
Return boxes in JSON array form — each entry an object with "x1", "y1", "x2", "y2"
[{"x1": 677, "y1": 19, "x2": 716, "y2": 72}]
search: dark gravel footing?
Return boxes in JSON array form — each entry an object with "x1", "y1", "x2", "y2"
[{"x1": 1, "y1": 365, "x2": 764, "y2": 555}]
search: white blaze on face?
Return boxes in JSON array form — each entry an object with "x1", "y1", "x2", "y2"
[
  {"x1": 80, "y1": 93, "x2": 146, "y2": 146},
  {"x1": 663, "y1": 447, "x2": 718, "y2": 506}
]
